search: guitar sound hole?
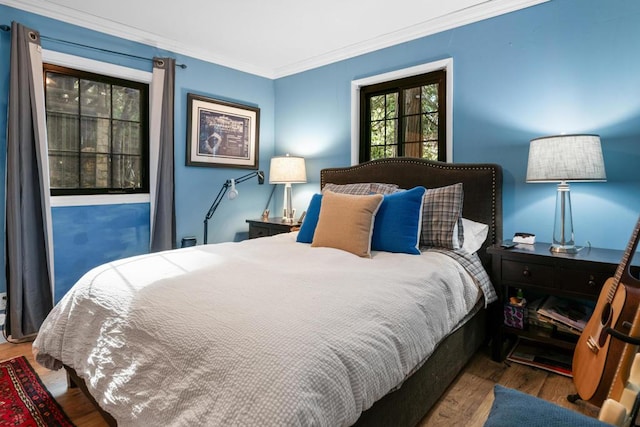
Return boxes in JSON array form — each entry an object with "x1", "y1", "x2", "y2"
[
  {"x1": 600, "y1": 303, "x2": 611, "y2": 325},
  {"x1": 598, "y1": 303, "x2": 613, "y2": 347}
]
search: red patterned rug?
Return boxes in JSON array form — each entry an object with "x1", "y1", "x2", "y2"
[{"x1": 0, "y1": 356, "x2": 75, "y2": 426}]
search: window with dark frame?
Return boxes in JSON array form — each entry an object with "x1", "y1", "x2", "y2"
[
  {"x1": 359, "y1": 69, "x2": 446, "y2": 163},
  {"x1": 43, "y1": 64, "x2": 149, "y2": 196}
]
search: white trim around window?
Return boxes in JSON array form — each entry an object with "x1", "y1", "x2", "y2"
[
  {"x1": 42, "y1": 50, "x2": 153, "y2": 207},
  {"x1": 50, "y1": 194, "x2": 150, "y2": 207},
  {"x1": 350, "y1": 58, "x2": 453, "y2": 165},
  {"x1": 42, "y1": 50, "x2": 152, "y2": 84}
]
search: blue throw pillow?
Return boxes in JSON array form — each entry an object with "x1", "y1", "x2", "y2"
[
  {"x1": 296, "y1": 193, "x2": 322, "y2": 243},
  {"x1": 484, "y1": 385, "x2": 609, "y2": 427},
  {"x1": 371, "y1": 186, "x2": 426, "y2": 255}
]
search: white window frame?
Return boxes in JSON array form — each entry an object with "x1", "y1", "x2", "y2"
[
  {"x1": 350, "y1": 58, "x2": 453, "y2": 165},
  {"x1": 42, "y1": 50, "x2": 152, "y2": 207}
]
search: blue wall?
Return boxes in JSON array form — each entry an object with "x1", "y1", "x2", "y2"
[
  {"x1": 52, "y1": 204, "x2": 150, "y2": 302},
  {"x1": 275, "y1": 0, "x2": 640, "y2": 251},
  {"x1": 0, "y1": 5, "x2": 275, "y2": 300},
  {"x1": 1, "y1": 0, "x2": 639, "y2": 301}
]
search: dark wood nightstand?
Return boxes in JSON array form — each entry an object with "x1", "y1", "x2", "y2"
[
  {"x1": 488, "y1": 242, "x2": 640, "y2": 361},
  {"x1": 246, "y1": 218, "x2": 300, "y2": 239}
]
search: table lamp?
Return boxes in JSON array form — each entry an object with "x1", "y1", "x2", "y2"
[
  {"x1": 269, "y1": 154, "x2": 307, "y2": 223},
  {"x1": 526, "y1": 134, "x2": 606, "y2": 253}
]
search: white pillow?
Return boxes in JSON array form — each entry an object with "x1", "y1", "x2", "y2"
[{"x1": 461, "y1": 218, "x2": 489, "y2": 254}]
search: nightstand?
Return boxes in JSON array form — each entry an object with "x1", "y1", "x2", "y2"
[
  {"x1": 488, "y1": 242, "x2": 640, "y2": 361},
  {"x1": 246, "y1": 218, "x2": 300, "y2": 239}
]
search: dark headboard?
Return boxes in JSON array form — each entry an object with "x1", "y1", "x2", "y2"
[{"x1": 320, "y1": 158, "x2": 503, "y2": 268}]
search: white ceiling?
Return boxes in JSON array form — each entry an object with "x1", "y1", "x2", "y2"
[{"x1": 3, "y1": 0, "x2": 548, "y2": 78}]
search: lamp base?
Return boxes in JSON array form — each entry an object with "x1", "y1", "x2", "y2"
[{"x1": 549, "y1": 244, "x2": 579, "y2": 254}]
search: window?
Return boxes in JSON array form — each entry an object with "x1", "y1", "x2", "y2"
[
  {"x1": 359, "y1": 70, "x2": 446, "y2": 163},
  {"x1": 44, "y1": 64, "x2": 149, "y2": 196}
]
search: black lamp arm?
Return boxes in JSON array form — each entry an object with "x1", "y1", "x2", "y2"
[{"x1": 202, "y1": 170, "x2": 264, "y2": 244}]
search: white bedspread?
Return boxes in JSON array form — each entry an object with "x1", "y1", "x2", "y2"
[{"x1": 34, "y1": 232, "x2": 485, "y2": 426}]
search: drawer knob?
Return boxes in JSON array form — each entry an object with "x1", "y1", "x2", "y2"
[
  {"x1": 588, "y1": 275, "x2": 596, "y2": 287},
  {"x1": 522, "y1": 267, "x2": 530, "y2": 277}
]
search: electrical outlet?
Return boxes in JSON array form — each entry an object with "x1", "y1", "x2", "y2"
[{"x1": 0, "y1": 293, "x2": 6, "y2": 311}]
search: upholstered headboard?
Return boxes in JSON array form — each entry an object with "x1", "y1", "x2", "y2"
[{"x1": 320, "y1": 158, "x2": 503, "y2": 268}]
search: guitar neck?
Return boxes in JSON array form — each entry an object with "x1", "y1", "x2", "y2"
[{"x1": 613, "y1": 216, "x2": 640, "y2": 288}]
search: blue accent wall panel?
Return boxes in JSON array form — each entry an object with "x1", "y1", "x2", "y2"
[{"x1": 51, "y1": 204, "x2": 150, "y2": 302}]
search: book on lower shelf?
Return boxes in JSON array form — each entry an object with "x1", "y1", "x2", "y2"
[
  {"x1": 506, "y1": 338, "x2": 573, "y2": 377},
  {"x1": 536, "y1": 295, "x2": 595, "y2": 333}
]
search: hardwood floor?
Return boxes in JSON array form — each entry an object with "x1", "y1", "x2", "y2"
[
  {"x1": 0, "y1": 341, "x2": 599, "y2": 426},
  {"x1": 420, "y1": 343, "x2": 599, "y2": 426}
]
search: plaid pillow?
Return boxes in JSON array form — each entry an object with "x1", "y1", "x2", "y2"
[
  {"x1": 323, "y1": 182, "x2": 399, "y2": 195},
  {"x1": 323, "y1": 183, "x2": 372, "y2": 195},
  {"x1": 370, "y1": 183, "x2": 400, "y2": 194},
  {"x1": 420, "y1": 183, "x2": 464, "y2": 249}
]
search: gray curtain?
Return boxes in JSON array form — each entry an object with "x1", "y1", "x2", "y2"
[
  {"x1": 5, "y1": 22, "x2": 54, "y2": 340},
  {"x1": 149, "y1": 57, "x2": 176, "y2": 251}
]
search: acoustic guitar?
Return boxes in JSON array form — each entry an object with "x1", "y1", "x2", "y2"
[{"x1": 572, "y1": 216, "x2": 640, "y2": 406}]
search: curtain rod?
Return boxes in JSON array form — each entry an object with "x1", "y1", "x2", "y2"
[{"x1": 0, "y1": 24, "x2": 187, "y2": 69}]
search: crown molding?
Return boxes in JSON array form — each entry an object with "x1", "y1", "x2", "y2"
[
  {"x1": 272, "y1": 0, "x2": 549, "y2": 78},
  {"x1": 0, "y1": 0, "x2": 274, "y2": 77},
  {"x1": 2, "y1": 0, "x2": 549, "y2": 79}
]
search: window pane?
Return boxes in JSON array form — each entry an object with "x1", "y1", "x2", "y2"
[
  {"x1": 403, "y1": 87, "x2": 421, "y2": 115},
  {"x1": 385, "y1": 119, "x2": 396, "y2": 144},
  {"x1": 370, "y1": 95, "x2": 385, "y2": 121},
  {"x1": 422, "y1": 84, "x2": 438, "y2": 113},
  {"x1": 112, "y1": 155, "x2": 142, "y2": 189},
  {"x1": 81, "y1": 117, "x2": 110, "y2": 154},
  {"x1": 45, "y1": 73, "x2": 78, "y2": 115},
  {"x1": 385, "y1": 93, "x2": 397, "y2": 119},
  {"x1": 81, "y1": 80, "x2": 111, "y2": 118},
  {"x1": 49, "y1": 153, "x2": 79, "y2": 189},
  {"x1": 422, "y1": 141, "x2": 438, "y2": 160},
  {"x1": 405, "y1": 142, "x2": 422, "y2": 158},
  {"x1": 371, "y1": 144, "x2": 398, "y2": 160},
  {"x1": 404, "y1": 115, "x2": 421, "y2": 144},
  {"x1": 370, "y1": 120, "x2": 385, "y2": 146},
  {"x1": 80, "y1": 153, "x2": 110, "y2": 188},
  {"x1": 113, "y1": 86, "x2": 140, "y2": 121},
  {"x1": 46, "y1": 113, "x2": 79, "y2": 151},
  {"x1": 113, "y1": 121, "x2": 141, "y2": 154},
  {"x1": 423, "y1": 113, "x2": 438, "y2": 141}
]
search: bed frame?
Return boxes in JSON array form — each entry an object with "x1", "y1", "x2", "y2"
[
  {"x1": 321, "y1": 158, "x2": 502, "y2": 426},
  {"x1": 66, "y1": 157, "x2": 502, "y2": 427}
]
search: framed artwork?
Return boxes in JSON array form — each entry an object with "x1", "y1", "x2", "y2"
[{"x1": 186, "y1": 93, "x2": 260, "y2": 169}]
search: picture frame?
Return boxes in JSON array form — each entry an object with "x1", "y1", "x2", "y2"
[{"x1": 186, "y1": 93, "x2": 260, "y2": 169}]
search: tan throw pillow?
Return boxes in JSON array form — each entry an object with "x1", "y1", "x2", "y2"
[{"x1": 311, "y1": 191, "x2": 384, "y2": 257}]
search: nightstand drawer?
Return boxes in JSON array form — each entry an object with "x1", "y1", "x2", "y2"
[
  {"x1": 246, "y1": 218, "x2": 299, "y2": 239},
  {"x1": 557, "y1": 269, "x2": 608, "y2": 297},
  {"x1": 502, "y1": 259, "x2": 554, "y2": 287},
  {"x1": 249, "y1": 224, "x2": 271, "y2": 239}
]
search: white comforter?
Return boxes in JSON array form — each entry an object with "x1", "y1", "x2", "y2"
[{"x1": 34, "y1": 232, "x2": 485, "y2": 426}]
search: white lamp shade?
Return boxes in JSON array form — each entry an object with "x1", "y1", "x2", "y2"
[
  {"x1": 269, "y1": 155, "x2": 307, "y2": 184},
  {"x1": 526, "y1": 134, "x2": 606, "y2": 183}
]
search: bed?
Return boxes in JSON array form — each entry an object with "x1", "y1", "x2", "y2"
[{"x1": 33, "y1": 157, "x2": 502, "y2": 427}]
